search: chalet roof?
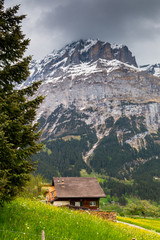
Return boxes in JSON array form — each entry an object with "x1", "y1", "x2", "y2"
[{"x1": 52, "y1": 177, "x2": 106, "y2": 198}]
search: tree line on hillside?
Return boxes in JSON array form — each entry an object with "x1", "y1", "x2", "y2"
[
  {"x1": 100, "y1": 172, "x2": 160, "y2": 203},
  {"x1": 33, "y1": 132, "x2": 160, "y2": 203},
  {"x1": 90, "y1": 126, "x2": 160, "y2": 179},
  {"x1": 33, "y1": 138, "x2": 92, "y2": 180}
]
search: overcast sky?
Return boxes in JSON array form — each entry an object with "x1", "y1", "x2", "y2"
[{"x1": 4, "y1": 0, "x2": 160, "y2": 65}]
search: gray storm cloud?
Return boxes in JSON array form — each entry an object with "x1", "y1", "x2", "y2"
[{"x1": 5, "y1": 0, "x2": 160, "y2": 65}]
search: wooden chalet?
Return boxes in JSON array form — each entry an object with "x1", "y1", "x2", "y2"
[{"x1": 45, "y1": 177, "x2": 106, "y2": 210}]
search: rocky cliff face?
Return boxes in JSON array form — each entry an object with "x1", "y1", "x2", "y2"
[
  {"x1": 63, "y1": 39, "x2": 137, "y2": 67},
  {"x1": 25, "y1": 39, "x2": 160, "y2": 179}
]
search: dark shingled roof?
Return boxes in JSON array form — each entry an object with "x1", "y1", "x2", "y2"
[{"x1": 53, "y1": 177, "x2": 106, "y2": 198}]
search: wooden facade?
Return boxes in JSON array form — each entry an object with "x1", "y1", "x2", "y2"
[
  {"x1": 55, "y1": 198, "x2": 99, "y2": 210},
  {"x1": 70, "y1": 198, "x2": 99, "y2": 210},
  {"x1": 45, "y1": 177, "x2": 106, "y2": 210},
  {"x1": 44, "y1": 186, "x2": 56, "y2": 203}
]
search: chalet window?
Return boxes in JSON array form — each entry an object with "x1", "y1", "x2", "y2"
[
  {"x1": 71, "y1": 201, "x2": 83, "y2": 207},
  {"x1": 90, "y1": 201, "x2": 96, "y2": 206},
  {"x1": 75, "y1": 202, "x2": 80, "y2": 207}
]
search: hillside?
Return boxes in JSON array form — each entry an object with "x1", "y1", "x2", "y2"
[
  {"x1": 0, "y1": 198, "x2": 160, "y2": 240},
  {"x1": 23, "y1": 39, "x2": 160, "y2": 201}
]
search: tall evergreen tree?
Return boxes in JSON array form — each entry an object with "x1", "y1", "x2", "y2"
[{"x1": 0, "y1": 0, "x2": 44, "y2": 205}]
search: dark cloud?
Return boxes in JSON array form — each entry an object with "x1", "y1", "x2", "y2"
[{"x1": 5, "y1": 0, "x2": 160, "y2": 64}]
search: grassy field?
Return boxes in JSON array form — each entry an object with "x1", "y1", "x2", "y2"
[
  {"x1": 0, "y1": 198, "x2": 160, "y2": 240},
  {"x1": 117, "y1": 216, "x2": 160, "y2": 233}
]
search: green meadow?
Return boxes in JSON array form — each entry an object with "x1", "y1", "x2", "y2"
[
  {"x1": 117, "y1": 216, "x2": 160, "y2": 233},
  {"x1": 0, "y1": 198, "x2": 160, "y2": 240}
]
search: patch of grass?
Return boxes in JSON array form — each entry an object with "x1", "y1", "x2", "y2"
[
  {"x1": 0, "y1": 198, "x2": 160, "y2": 240},
  {"x1": 80, "y1": 169, "x2": 96, "y2": 177},
  {"x1": 62, "y1": 135, "x2": 81, "y2": 141},
  {"x1": 42, "y1": 145, "x2": 52, "y2": 155},
  {"x1": 117, "y1": 216, "x2": 160, "y2": 233}
]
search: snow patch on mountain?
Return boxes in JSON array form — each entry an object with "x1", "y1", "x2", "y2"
[
  {"x1": 140, "y1": 64, "x2": 160, "y2": 77},
  {"x1": 111, "y1": 43, "x2": 124, "y2": 49},
  {"x1": 80, "y1": 39, "x2": 98, "y2": 53}
]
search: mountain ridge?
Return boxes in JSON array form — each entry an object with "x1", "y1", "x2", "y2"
[{"x1": 21, "y1": 39, "x2": 137, "y2": 88}]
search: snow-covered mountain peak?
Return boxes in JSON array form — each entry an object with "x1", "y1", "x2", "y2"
[
  {"x1": 140, "y1": 63, "x2": 160, "y2": 77},
  {"x1": 25, "y1": 39, "x2": 138, "y2": 85},
  {"x1": 20, "y1": 39, "x2": 160, "y2": 93},
  {"x1": 32, "y1": 38, "x2": 137, "y2": 69},
  {"x1": 55, "y1": 39, "x2": 128, "y2": 57},
  {"x1": 56, "y1": 39, "x2": 99, "y2": 56}
]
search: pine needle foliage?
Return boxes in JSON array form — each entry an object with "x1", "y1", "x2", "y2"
[{"x1": 0, "y1": 0, "x2": 44, "y2": 205}]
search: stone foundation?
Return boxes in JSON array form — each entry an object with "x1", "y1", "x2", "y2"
[
  {"x1": 88, "y1": 210, "x2": 117, "y2": 222},
  {"x1": 66, "y1": 205, "x2": 117, "y2": 222}
]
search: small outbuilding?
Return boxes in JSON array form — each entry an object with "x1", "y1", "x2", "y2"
[{"x1": 45, "y1": 177, "x2": 106, "y2": 210}]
